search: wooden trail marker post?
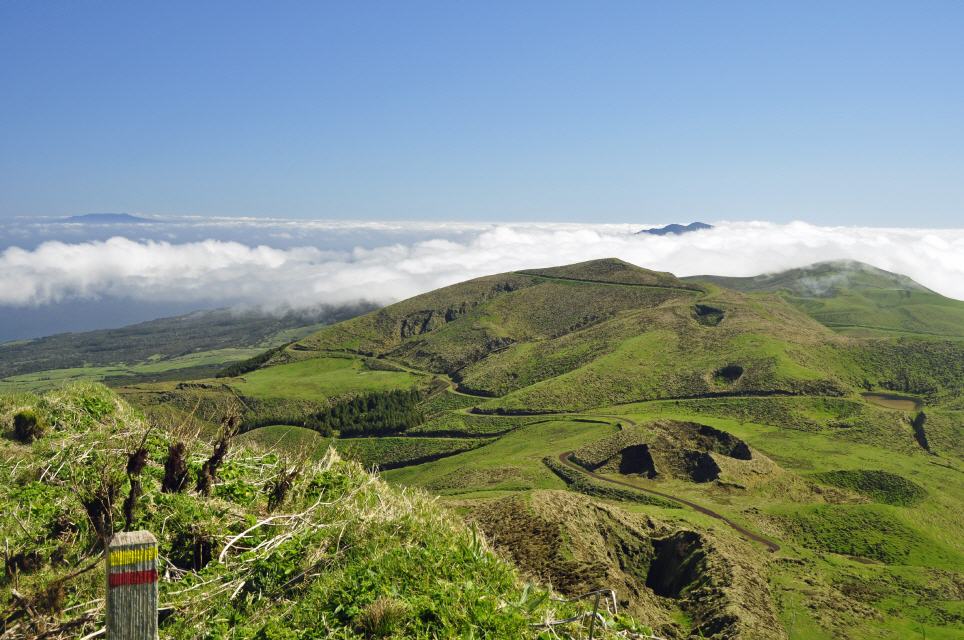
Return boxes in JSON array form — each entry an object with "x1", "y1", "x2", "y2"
[{"x1": 106, "y1": 530, "x2": 159, "y2": 639}]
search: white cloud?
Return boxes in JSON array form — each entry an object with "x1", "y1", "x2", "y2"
[{"x1": 1, "y1": 221, "x2": 963, "y2": 309}]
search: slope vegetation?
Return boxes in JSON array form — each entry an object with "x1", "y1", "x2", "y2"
[
  {"x1": 285, "y1": 259, "x2": 884, "y2": 411},
  {"x1": 0, "y1": 385, "x2": 646, "y2": 639},
  {"x1": 0, "y1": 306, "x2": 372, "y2": 391}
]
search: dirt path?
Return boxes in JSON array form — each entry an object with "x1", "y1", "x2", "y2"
[{"x1": 556, "y1": 450, "x2": 780, "y2": 553}]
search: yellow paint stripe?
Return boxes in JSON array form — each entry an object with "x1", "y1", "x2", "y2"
[{"x1": 109, "y1": 546, "x2": 157, "y2": 567}]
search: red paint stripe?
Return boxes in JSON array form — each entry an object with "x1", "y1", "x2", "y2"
[{"x1": 109, "y1": 569, "x2": 157, "y2": 588}]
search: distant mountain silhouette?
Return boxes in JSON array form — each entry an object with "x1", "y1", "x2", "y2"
[
  {"x1": 637, "y1": 221, "x2": 713, "y2": 235},
  {"x1": 63, "y1": 213, "x2": 157, "y2": 224}
]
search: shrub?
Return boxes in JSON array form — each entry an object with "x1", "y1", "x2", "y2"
[{"x1": 13, "y1": 409, "x2": 47, "y2": 443}]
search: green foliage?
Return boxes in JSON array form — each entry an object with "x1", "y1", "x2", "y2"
[
  {"x1": 520, "y1": 258, "x2": 699, "y2": 289},
  {"x1": 652, "y1": 396, "x2": 825, "y2": 431},
  {"x1": 229, "y1": 356, "x2": 423, "y2": 402},
  {"x1": 9, "y1": 259, "x2": 961, "y2": 639},
  {"x1": 420, "y1": 389, "x2": 479, "y2": 417},
  {"x1": 850, "y1": 338, "x2": 964, "y2": 400},
  {"x1": 238, "y1": 425, "x2": 333, "y2": 459},
  {"x1": 386, "y1": 418, "x2": 621, "y2": 495},
  {"x1": 0, "y1": 307, "x2": 365, "y2": 384},
  {"x1": 687, "y1": 260, "x2": 964, "y2": 339},
  {"x1": 312, "y1": 389, "x2": 423, "y2": 437},
  {"x1": 810, "y1": 469, "x2": 928, "y2": 506},
  {"x1": 12, "y1": 408, "x2": 46, "y2": 443},
  {"x1": 240, "y1": 398, "x2": 335, "y2": 435},
  {"x1": 569, "y1": 429, "x2": 650, "y2": 470},
  {"x1": 409, "y1": 411, "x2": 539, "y2": 437},
  {"x1": 239, "y1": 389, "x2": 425, "y2": 439}
]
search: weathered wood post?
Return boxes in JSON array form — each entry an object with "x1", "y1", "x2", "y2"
[{"x1": 106, "y1": 530, "x2": 158, "y2": 639}]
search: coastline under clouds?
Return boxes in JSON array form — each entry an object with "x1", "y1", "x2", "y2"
[{"x1": 1, "y1": 219, "x2": 963, "y2": 312}]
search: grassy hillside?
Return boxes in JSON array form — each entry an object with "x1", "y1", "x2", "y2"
[
  {"x1": 230, "y1": 356, "x2": 424, "y2": 401},
  {"x1": 686, "y1": 260, "x2": 964, "y2": 339},
  {"x1": 0, "y1": 385, "x2": 649, "y2": 639},
  {"x1": 0, "y1": 305, "x2": 372, "y2": 392},
  {"x1": 268, "y1": 259, "x2": 961, "y2": 412}
]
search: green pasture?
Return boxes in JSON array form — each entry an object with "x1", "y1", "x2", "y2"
[
  {"x1": 227, "y1": 355, "x2": 424, "y2": 401},
  {"x1": 0, "y1": 347, "x2": 263, "y2": 392},
  {"x1": 385, "y1": 418, "x2": 619, "y2": 495}
]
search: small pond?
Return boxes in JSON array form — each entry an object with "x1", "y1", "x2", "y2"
[{"x1": 861, "y1": 392, "x2": 922, "y2": 411}]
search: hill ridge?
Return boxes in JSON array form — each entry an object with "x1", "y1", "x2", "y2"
[
  {"x1": 684, "y1": 260, "x2": 964, "y2": 339},
  {"x1": 517, "y1": 257, "x2": 704, "y2": 291},
  {"x1": 685, "y1": 259, "x2": 934, "y2": 295}
]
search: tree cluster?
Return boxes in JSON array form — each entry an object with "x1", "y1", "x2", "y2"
[{"x1": 306, "y1": 389, "x2": 423, "y2": 437}]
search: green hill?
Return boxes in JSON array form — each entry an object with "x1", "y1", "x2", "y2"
[
  {"x1": 272, "y1": 258, "x2": 960, "y2": 410},
  {"x1": 0, "y1": 306, "x2": 373, "y2": 392},
  {"x1": 685, "y1": 260, "x2": 964, "y2": 339}
]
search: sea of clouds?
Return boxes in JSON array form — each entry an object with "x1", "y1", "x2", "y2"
[{"x1": 1, "y1": 218, "x2": 963, "y2": 313}]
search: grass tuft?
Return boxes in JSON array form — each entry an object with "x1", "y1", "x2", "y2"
[{"x1": 13, "y1": 408, "x2": 47, "y2": 443}]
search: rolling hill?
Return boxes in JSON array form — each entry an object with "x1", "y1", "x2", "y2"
[
  {"x1": 685, "y1": 260, "x2": 964, "y2": 339},
  {"x1": 274, "y1": 258, "x2": 961, "y2": 410},
  {"x1": 0, "y1": 304, "x2": 374, "y2": 391}
]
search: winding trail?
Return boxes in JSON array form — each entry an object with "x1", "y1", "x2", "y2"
[{"x1": 556, "y1": 450, "x2": 780, "y2": 553}]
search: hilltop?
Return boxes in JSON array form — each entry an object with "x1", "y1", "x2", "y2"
[
  {"x1": 686, "y1": 260, "x2": 964, "y2": 339},
  {"x1": 686, "y1": 260, "x2": 932, "y2": 296},
  {"x1": 637, "y1": 222, "x2": 714, "y2": 235}
]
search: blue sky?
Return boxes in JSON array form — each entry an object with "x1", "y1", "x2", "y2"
[{"x1": 1, "y1": 1, "x2": 962, "y2": 225}]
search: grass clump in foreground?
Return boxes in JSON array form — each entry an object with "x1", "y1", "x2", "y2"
[
  {"x1": 12, "y1": 408, "x2": 46, "y2": 443},
  {"x1": 0, "y1": 384, "x2": 648, "y2": 639},
  {"x1": 810, "y1": 469, "x2": 928, "y2": 506}
]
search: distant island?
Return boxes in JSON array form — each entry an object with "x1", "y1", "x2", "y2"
[
  {"x1": 637, "y1": 221, "x2": 713, "y2": 235},
  {"x1": 62, "y1": 213, "x2": 157, "y2": 224}
]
